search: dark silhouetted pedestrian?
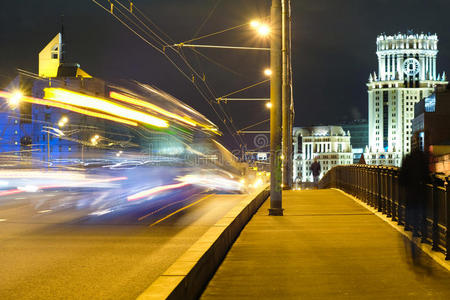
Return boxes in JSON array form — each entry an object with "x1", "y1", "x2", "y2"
[
  {"x1": 310, "y1": 157, "x2": 321, "y2": 189},
  {"x1": 399, "y1": 149, "x2": 429, "y2": 237},
  {"x1": 399, "y1": 148, "x2": 431, "y2": 269}
]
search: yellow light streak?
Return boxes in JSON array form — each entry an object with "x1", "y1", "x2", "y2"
[
  {"x1": 149, "y1": 194, "x2": 214, "y2": 227},
  {"x1": 0, "y1": 91, "x2": 138, "y2": 126},
  {"x1": 44, "y1": 88, "x2": 169, "y2": 128},
  {"x1": 109, "y1": 91, "x2": 197, "y2": 127}
]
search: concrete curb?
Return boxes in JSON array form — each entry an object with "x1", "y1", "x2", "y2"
[
  {"x1": 137, "y1": 185, "x2": 270, "y2": 300},
  {"x1": 334, "y1": 188, "x2": 450, "y2": 272}
]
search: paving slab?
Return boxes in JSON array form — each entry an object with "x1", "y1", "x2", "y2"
[{"x1": 201, "y1": 189, "x2": 450, "y2": 300}]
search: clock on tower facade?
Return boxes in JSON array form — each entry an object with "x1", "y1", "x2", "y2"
[{"x1": 366, "y1": 32, "x2": 447, "y2": 166}]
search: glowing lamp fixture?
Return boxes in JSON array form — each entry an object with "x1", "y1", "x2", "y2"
[
  {"x1": 91, "y1": 134, "x2": 100, "y2": 145},
  {"x1": 250, "y1": 20, "x2": 260, "y2": 29},
  {"x1": 44, "y1": 88, "x2": 169, "y2": 128},
  {"x1": 58, "y1": 116, "x2": 68, "y2": 127},
  {"x1": 266, "y1": 102, "x2": 272, "y2": 109},
  {"x1": 250, "y1": 19, "x2": 270, "y2": 36},
  {"x1": 9, "y1": 91, "x2": 22, "y2": 107},
  {"x1": 264, "y1": 69, "x2": 272, "y2": 76},
  {"x1": 258, "y1": 24, "x2": 270, "y2": 36}
]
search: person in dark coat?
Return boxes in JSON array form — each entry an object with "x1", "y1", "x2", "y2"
[
  {"x1": 399, "y1": 148, "x2": 431, "y2": 268},
  {"x1": 310, "y1": 157, "x2": 321, "y2": 189},
  {"x1": 399, "y1": 149, "x2": 430, "y2": 237}
]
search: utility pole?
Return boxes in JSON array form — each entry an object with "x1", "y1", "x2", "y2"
[
  {"x1": 269, "y1": 0, "x2": 283, "y2": 216},
  {"x1": 288, "y1": 0, "x2": 294, "y2": 188},
  {"x1": 282, "y1": 0, "x2": 292, "y2": 190},
  {"x1": 47, "y1": 131, "x2": 50, "y2": 162}
]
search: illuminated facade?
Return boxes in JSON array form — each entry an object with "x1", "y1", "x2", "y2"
[
  {"x1": 293, "y1": 126, "x2": 353, "y2": 182},
  {"x1": 0, "y1": 32, "x2": 219, "y2": 161},
  {"x1": 366, "y1": 33, "x2": 448, "y2": 166}
]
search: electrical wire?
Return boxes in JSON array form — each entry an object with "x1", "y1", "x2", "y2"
[
  {"x1": 93, "y1": 0, "x2": 248, "y2": 148},
  {"x1": 237, "y1": 118, "x2": 269, "y2": 132},
  {"x1": 191, "y1": 0, "x2": 222, "y2": 40}
]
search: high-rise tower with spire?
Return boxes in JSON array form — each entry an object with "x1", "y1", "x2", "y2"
[{"x1": 365, "y1": 32, "x2": 448, "y2": 166}]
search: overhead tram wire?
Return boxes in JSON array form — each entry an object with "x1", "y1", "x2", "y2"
[
  {"x1": 113, "y1": 0, "x2": 172, "y2": 48},
  {"x1": 237, "y1": 118, "x2": 270, "y2": 133},
  {"x1": 124, "y1": 0, "x2": 176, "y2": 44},
  {"x1": 190, "y1": 48, "x2": 245, "y2": 78},
  {"x1": 176, "y1": 47, "x2": 245, "y2": 146},
  {"x1": 124, "y1": 1, "x2": 246, "y2": 148},
  {"x1": 218, "y1": 79, "x2": 270, "y2": 100},
  {"x1": 179, "y1": 16, "x2": 270, "y2": 45},
  {"x1": 191, "y1": 0, "x2": 223, "y2": 40},
  {"x1": 92, "y1": 0, "x2": 244, "y2": 148},
  {"x1": 120, "y1": 1, "x2": 247, "y2": 147}
]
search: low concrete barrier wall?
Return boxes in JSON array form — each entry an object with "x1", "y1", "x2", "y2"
[{"x1": 137, "y1": 185, "x2": 270, "y2": 300}]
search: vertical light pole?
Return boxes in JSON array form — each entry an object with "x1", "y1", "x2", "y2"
[
  {"x1": 288, "y1": 0, "x2": 294, "y2": 188},
  {"x1": 269, "y1": 0, "x2": 283, "y2": 216},
  {"x1": 47, "y1": 131, "x2": 50, "y2": 162},
  {"x1": 282, "y1": 0, "x2": 292, "y2": 190}
]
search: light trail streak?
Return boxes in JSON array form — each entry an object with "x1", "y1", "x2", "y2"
[
  {"x1": 0, "y1": 189, "x2": 22, "y2": 197},
  {"x1": 109, "y1": 91, "x2": 197, "y2": 127},
  {"x1": 137, "y1": 192, "x2": 201, "y2": 221},
  {"x1": 0, "y1": 176, "x2": 128, "y2": 197},
  {"x1": 127, "y1": 182, "x2": 190, "y2": 202},
  {"x1": 149, "y1": 194, "x2": 214, "y2": 227},
  {"x1": 0, "y1": 90, "x2": 138, "y2": 126},
  {"x1": 43, "y1": 88, "x2": 169, "y2": 128}
]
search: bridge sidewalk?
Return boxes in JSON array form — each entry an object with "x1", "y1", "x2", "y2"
[{"x1": 201, "y1": 189, "x2": 450, "y2": 299}]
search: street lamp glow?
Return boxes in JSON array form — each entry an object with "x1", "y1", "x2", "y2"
[
  {"x1": 58, "y1": 116, "x2": 68, "y2": 127},
  {"x1": 258, "y1": 24, "x2": 270, "y2": 36},
  {"x1": 266, "y1": 102, "x2": 272, "y2": 109},
  {"x1": 91, "y1": 135, "x2": 100, "y2": 145},
  {"x1": 9, "y1": 91, "x2": 23, "y2": 107},
  {"x1": 264, "y1": 69, "x2": 272, "y2": 76},
  {"x1": 250, "y1": 20, "x2": 260, "y2": 29}
]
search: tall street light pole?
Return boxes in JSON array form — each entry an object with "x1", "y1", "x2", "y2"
[
  {"x1": 269, "y1": 0, "x2": 283, "y2": 216},
  {"x1": 282, "y1": 0, "x2": 292, "y2": 190}
]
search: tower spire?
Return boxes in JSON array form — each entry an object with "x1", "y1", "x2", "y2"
[{"x1": 60, "y1": 14, "x2": 65, "y2": 63}]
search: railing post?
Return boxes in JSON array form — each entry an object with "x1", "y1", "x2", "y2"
[
  {"x1": 421, "y1": 179, "x2": 430, "y2": 244},
  {"x1": 431, "y1": 176, "x2": 440, "y2": 251},
  {"x1": 366, "y1": 167, "x2": 370, "y2": 204},
  {"x1": 386, "y1": 168, "x2": 393, "y2": 218},
  {"x1": 382, "y1": 167, "x2": 388, "y2": 215},
  {"x1": 370, "y1": 167, "x2": 377, "y2": 208},
  {"x1": 392, "y1": 170, "x2": 398, "y2": 222},
  {"x1": 445, "y1": 177, "x2": 450, "y2": 260},
  {"x1": 377, "y1": 167, "x2": 383, "y2": 212},
  {"x1": 404, "y1": 181, "x2": 411, "y2": 231}
]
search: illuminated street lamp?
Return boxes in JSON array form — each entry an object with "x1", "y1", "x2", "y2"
[
  {"x1": 58, "y1": 116, "x2": 68, "y2": 127},
  {"x1": 264, "y1": 68, "x2": 273, "y2": 76},
  {"x1": 250, "y1": 20, "x2": 270, "y2": 37},
  {"x1": 250, "y1": 20, "x2": 260, "y2": 29},
  {"x1": 258, "y1": 24, "x2": 270, "y2": 36},
  {"x1": 8, "y1": 91, "x2": 22, "y2": 108},
  {"x1": 91, "y1": 135, "x2": 100, "y2": 146}
]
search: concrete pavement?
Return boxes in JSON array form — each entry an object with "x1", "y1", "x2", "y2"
[
  {"x1": 0, "y1": 193, "x2": 246, "y2": 299},
  {"x1": 201, "y1": 189, "x2": 450, "y2": 299}
]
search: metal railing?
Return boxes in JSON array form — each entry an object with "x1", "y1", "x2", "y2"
[{"x1": 319, "y1": 165, "x2": 450, "y2": 260}]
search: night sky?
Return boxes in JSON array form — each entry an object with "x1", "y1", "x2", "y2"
[{"x1": 1, "y1": 0, "x2": 449, "y2": 150}]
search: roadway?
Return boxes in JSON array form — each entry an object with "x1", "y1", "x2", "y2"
[{"x1": 0, "y1": 165, "x2": 248, "y2": 299}]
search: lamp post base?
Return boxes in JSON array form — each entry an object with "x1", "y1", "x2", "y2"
[{"x1": 268, "y1": 208, "x2": 284, "y2": 216}]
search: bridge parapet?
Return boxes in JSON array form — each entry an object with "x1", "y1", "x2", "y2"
[{"x1": 320, "y1": 164, "x2": 450, "y2": 260}]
